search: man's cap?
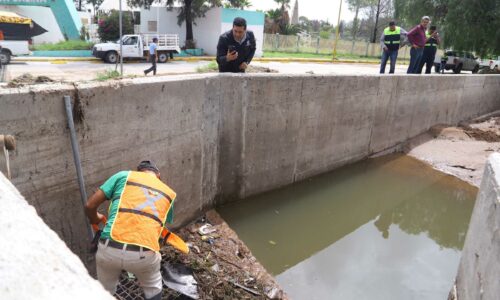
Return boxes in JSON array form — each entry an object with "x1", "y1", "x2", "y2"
[
  {"x1": 389, "y1": 21, "x2": 396, "y2": 26},
  {"x1": 137, "y1": 160, "x2": 160, "y2": 174}
]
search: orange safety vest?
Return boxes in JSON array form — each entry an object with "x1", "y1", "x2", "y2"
[{"x1": 110, "y1": 171, "x2": 176, "y2": 252}]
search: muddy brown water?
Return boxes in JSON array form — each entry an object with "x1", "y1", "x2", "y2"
[{"x1": 217, "y1": 155, "x2": 477, "y2": 300}]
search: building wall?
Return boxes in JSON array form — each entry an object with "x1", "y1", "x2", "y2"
[
  {"x1": 140, "y1": 7, "x2": 264, "y2": 56},
  {"x1": 0, "y1": 5, "x2": 64, "y2": 43}
]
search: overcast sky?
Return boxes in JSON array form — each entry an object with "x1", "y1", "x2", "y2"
[{"x1": 249, "y1": 0, "x2": 356, "y2": 23}]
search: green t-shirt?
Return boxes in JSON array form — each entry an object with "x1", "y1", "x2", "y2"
[{"x1": 99, "y1": 170, "x2": 175, "y2": 240}]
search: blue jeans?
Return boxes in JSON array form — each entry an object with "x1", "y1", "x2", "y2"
[
  {"x1": 407, "y1": 47, "x2": 424, "y2": 74},
  {"x1": 380, "y1": 49, "x2": 398, "y2": 74}
]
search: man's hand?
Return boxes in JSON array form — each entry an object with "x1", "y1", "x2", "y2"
[
  {"x1": 239, "y1": 62, "x2": 248, "y2": 70},
  {"x1": 383, "y1": 46, "x2": 389, "y2": 52},
  {"x1": 227, "y1": 49, "x2": 238, "y2": 62},
  {"x1": 85, "y1": 189, "x2": 108, "y2": 225},
  {"x1": 412, "y1": 44, "x2": 419, "y2": 48}
]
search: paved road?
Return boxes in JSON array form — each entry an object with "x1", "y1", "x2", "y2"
[{"x1": 4, "y1": 59, "x2": 465, "y2": 82}]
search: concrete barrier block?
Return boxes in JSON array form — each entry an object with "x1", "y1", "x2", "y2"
[
  {"x1": 0, "y1": 172, "x2": 113, "y2": 300},
  {"x1": 455, "y1": 153, "x2": 500, "y2": 300}
]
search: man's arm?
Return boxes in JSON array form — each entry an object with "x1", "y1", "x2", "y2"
[
  {"x1": 85, "y1": 189, "x2": 107, "y2": 225},
  {"x1": 406, "y1": 26, "x2": 419, "y2": 47},
  {"x1": 380, "y1": 32, "x2": 387, "y2": 50},
  {"x1": 244, "y1": 32, "x2": 257, "y2": 64},
  {"x1": 216, "y1": 36, "x2": 229, "y2": 65}
]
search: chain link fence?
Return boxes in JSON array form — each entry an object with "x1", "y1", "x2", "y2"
[{"x1": 263, "y1": 33, "x2": 443, "y2": 60}]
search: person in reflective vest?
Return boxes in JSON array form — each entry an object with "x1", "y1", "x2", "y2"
[
  {"x1": 85, "y1": 160, "x2": 178, "y2": 300},
  {"x1": 379, "y1": 21, "x2": 408, "y2": 74},
  {"x1": 418, "y1": 25, "x2": 440, "y2": 74}
]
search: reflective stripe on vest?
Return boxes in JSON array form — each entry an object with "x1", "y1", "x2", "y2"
[
  {"x1": 384, "y1": 26, "x2": 401, "y2": 45},
  {"x1": 110, "y1": 171, "x2": 176, "y2": 252},
  {"x1": 425, "y1": 32, "x2": 437, "y2": 48}
]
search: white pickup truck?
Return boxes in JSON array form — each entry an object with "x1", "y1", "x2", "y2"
[
  {"x1": 92, "y1": 34, "x2": 181, "y2": 63},
  {"x1": 0, "y1": 40, "x2": 30, "y2": 65}
]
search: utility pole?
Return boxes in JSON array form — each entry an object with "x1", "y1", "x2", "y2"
[
  {"x1": 119, "y1": 0, "x2": 123, "y2": 76},
  {"x1": 332, "y1": 0, "x2": 343, "y2": 60}
]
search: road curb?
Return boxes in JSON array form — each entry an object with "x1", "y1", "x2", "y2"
[{"x1": 13, "y1": 56, "x2": 384, "y2": 65}]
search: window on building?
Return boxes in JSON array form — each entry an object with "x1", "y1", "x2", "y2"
[{"x1": 148, "y1": 21, "x2": 157, "y2": 32}]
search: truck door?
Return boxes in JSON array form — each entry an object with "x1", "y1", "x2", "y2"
[{"x1": 122, "y1": 36, "x2": 142, "y2": 57}]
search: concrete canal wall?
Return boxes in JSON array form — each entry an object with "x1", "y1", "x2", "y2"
[
  {"x1": 454, "y1": 153, "x2": 500, "y2": 300},
  {"x1": 0, "y1": 74, "x2": 499, "y2": 260}
]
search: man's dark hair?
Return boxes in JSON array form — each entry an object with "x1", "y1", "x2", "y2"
[
  {"x1": 389, "y1": 21, "x2": 396, "y2": 26},
  {"x1": 153, "y1": 37, "x2": 158, "y2": 42},
  {"x1": 137, "y1": 160, "x2": 160, "y2": 174},
  {"x1": 233, "y1": 17, "x2": 247, "y2": 29},
  {"x1": 429, "y1": 25, "x2": 437, "y2": 31}
]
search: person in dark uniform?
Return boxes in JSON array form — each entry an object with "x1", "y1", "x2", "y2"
[
  {"x1": 216, "y1": 17, "x2": 256, "y2": 73},
  {"x1": 418, "y1": 25, "x2": 440, "y2": 74}
]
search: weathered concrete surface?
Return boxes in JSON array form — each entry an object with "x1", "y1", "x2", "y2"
[
  {"x1": 454, "y1": 153, "x2": 500, "y2": 300},
  {"x1": 0, "y1": 171, "x2": 113, "y2": 300},
  {"x1": 0, "y1": 74, "x2": 499, "y2": 263}
]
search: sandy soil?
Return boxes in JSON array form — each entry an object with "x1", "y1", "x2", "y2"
[{"x1": 406, "y1": 115, "x2": 500, "y2": 187}]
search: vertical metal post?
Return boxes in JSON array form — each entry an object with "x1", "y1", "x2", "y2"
[
  {"x1": 64, "y1": 96, "x2": 94, "y2": 242},
  {"x1": 119, "y1": 0, "x2": 123, "y2": 76},
  {"x1": 296, "y1": 35, "x2": 300, "y2": 53},
  {"x1": 332, "y1": 0, "x2": 343, "y2": 60},
  {"x1": 316, "y1": 36, "x2": 320, "y2": 54}
]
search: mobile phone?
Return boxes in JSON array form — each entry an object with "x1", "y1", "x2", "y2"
[{"x1": 228, "y1": 45, "x2": 237, "y2": 53}]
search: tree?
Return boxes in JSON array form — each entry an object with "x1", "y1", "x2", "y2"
[
  {"x1": 224, "y1": 0, "x2": 252, "y2": 9},
  {"x1": 394, "y1": 0, "x2": 499, "y2": 56},
  {"x1": 97, "y1": 10, "x2": 134, "y2": 42},
  {"x1": 88, "y1": 0, "x2": 104, "y2": 22}
]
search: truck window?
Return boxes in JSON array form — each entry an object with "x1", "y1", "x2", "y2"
[{"x1": 123, "y1": 37, "x2": 138, "y2": 45}]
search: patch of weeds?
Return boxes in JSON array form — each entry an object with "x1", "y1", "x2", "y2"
[
  {"x1": 196, "y1": 61, "x2": 218, "y2": 73},
  {"x1": 95, "y1": 69, "x2": 121, "y2": 81}
]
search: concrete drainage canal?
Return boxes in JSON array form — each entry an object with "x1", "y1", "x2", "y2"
[{"x1": 0, "y1": 74, "x2": 499, "y2": 299}]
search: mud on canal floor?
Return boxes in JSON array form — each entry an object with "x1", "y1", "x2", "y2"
[{"x1": 115, "y1": 210, "x2": 286, "y2": 300}]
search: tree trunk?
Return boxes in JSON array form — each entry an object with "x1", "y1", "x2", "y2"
[
  {"x1": 185, "y1": 0, "x2": 195, "y2": 47},
  {"x1": 371, "y1": 0, "x2": 381, "y2": 43},
  {"x1": 351, "y1": 5, "x2": 360, "y2": 53}
]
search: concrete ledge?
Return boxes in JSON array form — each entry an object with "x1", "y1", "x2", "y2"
[
  {"x1": 454, "y1": 153, "x2": 500, "y2": 300},
  {"x1": 0, "y1": 172, "x2": 113, "y2": 300}
]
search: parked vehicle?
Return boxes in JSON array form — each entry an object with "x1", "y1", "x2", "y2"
[
  {"x1": 434, "y1": 50, "x2": 480, "y2": 74},
  {"x1": 92, "y1": 34, "x2": 181, "y2": 64},
  {"x1": 0, "y1": 40, "x2": 29, "y2": 64},
  {"x1": 479, "y1": 56, "x2": 500, "y2": 70}
]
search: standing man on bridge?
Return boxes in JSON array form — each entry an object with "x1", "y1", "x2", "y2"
[
  {"x1": 85, "y1": 160, "x2": 177, "y2": 300},
  {"x1": 379, "y1": 21, "x2": 408, "y2": 74},
  {"x1": 216, "y1": 17, "x2": 257, "y2": 73},
  {"x1": 407, "y1": 16, "x2": 431, "y2": 74},
  {"x1": 417, "y1": 25, "x2": 440, "y2": 74}
]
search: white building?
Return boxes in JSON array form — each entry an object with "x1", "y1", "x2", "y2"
[{"x1": 140, "y1": 7, "x2": 265, "y2": 57}]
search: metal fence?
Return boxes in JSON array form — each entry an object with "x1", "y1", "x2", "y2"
[{"x1": 263, "y1": 33, "x2": 443, "y2": 59}]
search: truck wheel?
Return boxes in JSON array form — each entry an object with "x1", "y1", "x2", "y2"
[
  {"x1": 453, "y1": 64, "x2": 462, "y2": 74},
  {"x1": 105, "y1": 51, "x2": 118, "y2": 64},
  {"x1": 434, "y1": 64, "x2": 441, "y2": 73},
  {"x1": 472, "y1": 65, "x2": 479, "y2": 74},
  {"x1": 0, "y1": 50, "x2": 11, "y2": 65},
  {"x1": 158, "y1": 52, "x2": 168, "y2": 63}
]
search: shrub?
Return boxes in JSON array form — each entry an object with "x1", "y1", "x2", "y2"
[{"x1": 97, "y1": 10, "x2": 134, "y2": 42}]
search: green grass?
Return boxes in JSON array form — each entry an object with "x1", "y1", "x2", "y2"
[
  {"x1": 263, "y1": 51, "x2": 382, "y2": 61},
  {"x1": 33, "y1": 40, "x2": 94, "y2": 51},
  {"x1": 95, "y1": 69, "x2": 121, "y2": 81},
  {"x1": 196, "y1": 61, "x2": 218, "y2": 73}
]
